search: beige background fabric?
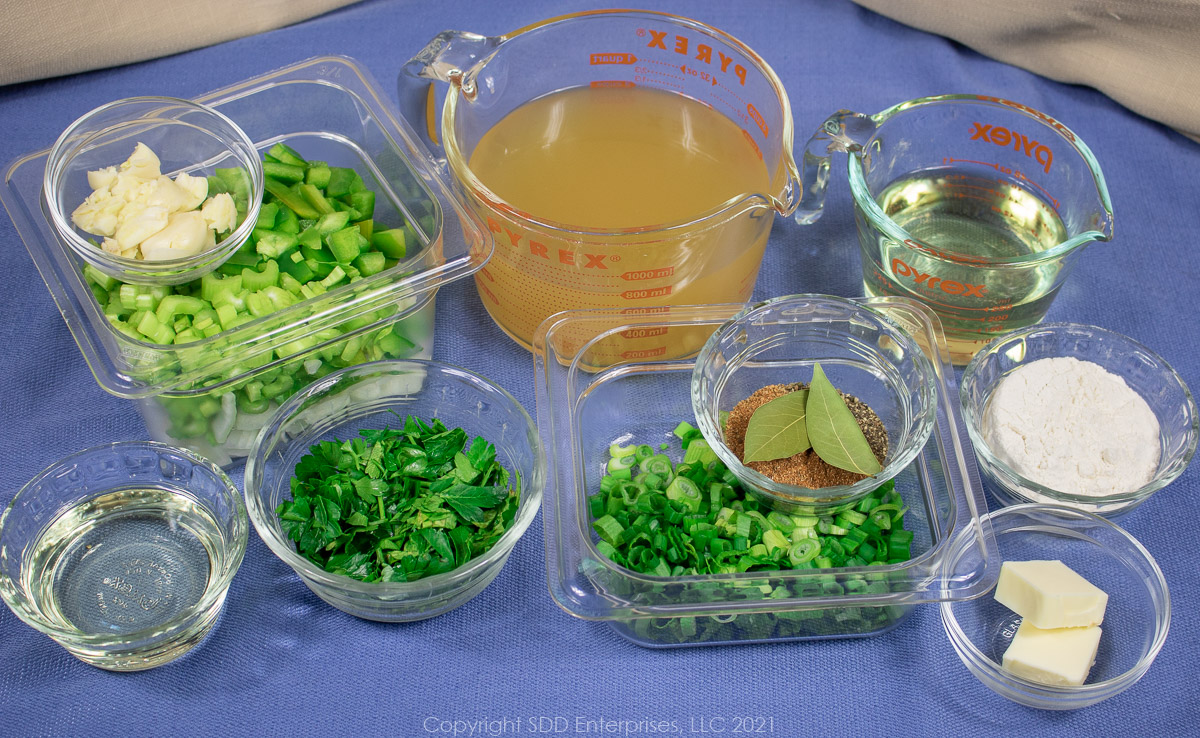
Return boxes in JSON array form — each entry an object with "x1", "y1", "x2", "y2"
[
  {"x1": 0, "y1": 0, "x2": 360, "y2": 86},
  {"x1": 851, "y1": 0, "x2": 1200, "y2": 142},
  {"x1": 3, "y1": 0, "x2": 1197, "y2": 143}
]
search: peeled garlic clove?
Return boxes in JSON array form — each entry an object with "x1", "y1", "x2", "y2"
[
  {"x1": 119, "y1": 142, "x2": 161, "y2": 180},
  {"x1": 71, "y1": 191, "x2": 123, "y2": 237},
  {"x1": 173, "y1": 172, "x2": 209, "y2": 211},
  {"x1": 114, "y1": 203, "x2": 169, "y2": 251},
  {"x1": 200, "y1": 192, "x2": 237, "y2": 234},
  {"x1": 110, "y1": 171, "x2": 144, "y2": 201},
  {"x1": 139, "y1": 211, "x2": 212, "y2": 261},
  {"x1": 86, "y1": 166, "x2": 118, "y2": 193},
  {"x1": 137, "y1": 176, "x2": 195, "y2": 212}
]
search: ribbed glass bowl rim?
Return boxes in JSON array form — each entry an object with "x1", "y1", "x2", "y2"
[
  {"x1": 243, "y1": 359, "x2": 545, "y2": 597},
  {"x1": 0, "y1": 440, "x2": 248, "y2": 645},
  {"x1": 960, "y1": 322, "x2": 1198, "y2": 507},
  {"x1": 938, "y1": 503, "x2": 1171, "y2": 706}
]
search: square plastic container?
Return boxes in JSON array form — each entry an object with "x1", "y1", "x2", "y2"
[
  {"x1": 534, "y1": 298, "x2": 999, "y2": 647},
  {"x1": 1, "y1": 56, "x2": 490, "y2": 466}
]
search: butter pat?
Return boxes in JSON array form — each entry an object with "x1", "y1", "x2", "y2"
[
  {"x1": 1002, "y1": 620, "x2": 1102, "y2": 687},
  {"x1": 995, "y1": 560, "x2": 1107, "y2": 629}
]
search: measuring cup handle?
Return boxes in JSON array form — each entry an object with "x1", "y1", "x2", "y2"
[
  {"x1": 397, "y1": 29, "x2": 502, "y2": 161},
  {"x1": 794, "y1": 110, "x2": 877, "y2": 225}
]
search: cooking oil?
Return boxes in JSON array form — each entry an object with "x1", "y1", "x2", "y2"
[
  {"x1": 22, "y1": 487, "x2": 220, "y2": 636},
  {"x1": 463, "y1": 84, "x2": 774, "y2": 353},
  {"x1": 860, "y1": 169, "x2": 1070, "y2": 363}
]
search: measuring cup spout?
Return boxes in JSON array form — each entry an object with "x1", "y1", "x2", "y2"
[
  {"x1": 1081, "y1": 182, "x2": 1115, "y2": 244},
  {"x1": 794, "y1": 110, "x2": 879, "y2": 224},
  {"x1": 398, "y1": 30, "x2": 502, "y2": 154}
]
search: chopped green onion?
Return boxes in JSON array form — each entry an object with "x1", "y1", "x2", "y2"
[
  {"x1": 610, "y1": 441, "x2": 637, "y2": 458},
  {"x1": 592, "y1": 515, "x2": 625, "y2": 546},
  {"x1": 584, "y1": 419, "x2": 915, "y2": 598},
  {"x1": 788, "y1": 539, "x2": 820, "y2": 566}
]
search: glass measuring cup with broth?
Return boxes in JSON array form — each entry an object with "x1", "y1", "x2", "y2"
[{"x1": 399, "y1": 10, "x2": 800, "y2": 360}]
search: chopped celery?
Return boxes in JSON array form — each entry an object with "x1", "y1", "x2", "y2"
[{"x1": 77, "y1": 144, "x2": 429, "y2": 456}]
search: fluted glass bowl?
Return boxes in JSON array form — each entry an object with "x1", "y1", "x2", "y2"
[
  {"x1": 960, "y1": 323, "x2": 1197, "y2": 517},
  {"x1": 0, "y1": 441, "x2": 246, "y2": 670}
]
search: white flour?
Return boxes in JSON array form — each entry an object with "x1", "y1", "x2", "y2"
[{"x1": 981, "y1": 356, "x2": 1160, "y2": 496}]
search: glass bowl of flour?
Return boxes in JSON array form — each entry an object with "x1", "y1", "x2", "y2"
[{"x1": 960, "y1": 323, "x2": 1197, "y2": 517}]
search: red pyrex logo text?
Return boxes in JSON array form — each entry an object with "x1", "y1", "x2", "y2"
[
  {"x1": 970, "y1": 122, "x2": 1053, "y2": 174},
  {"x1": 488, "y1": 217, "x2": 610, "y2": 269},
  {"x1": 892, "y1": 258, "x2": 987, "y2": 297},
  {"x1": 644, "y1": 29, "x2": 748, "y2": 86}
]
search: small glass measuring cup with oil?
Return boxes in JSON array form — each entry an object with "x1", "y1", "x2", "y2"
[{"x1": 796, "y1": 94, "x2": 1114, "y2": 364}]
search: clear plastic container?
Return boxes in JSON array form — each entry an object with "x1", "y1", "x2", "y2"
[
  {"x1": 534, "y1": 298, "x2": 999, "y2": 647},
  {"x1": 1, "y1": 56, "x2": 491, "y2": 466}
]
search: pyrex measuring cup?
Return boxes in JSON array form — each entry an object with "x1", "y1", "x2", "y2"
[
  {"x1": 399, "y1": 9, "x2": 800, "y2": 360},
  {"x1": 796, "y1": 94, "x2": 1114, "y2": 364}
]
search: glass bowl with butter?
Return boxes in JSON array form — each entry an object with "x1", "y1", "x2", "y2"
[
  {"x1": 44, "y1": 96, "x2": 264, "y2": 285},
  {"x1": 960, "y1": 322, "x2": 1198, "y2": 517},
  {"x1": 940, "y1": 503, "x2": 1170, "y2": 710}
]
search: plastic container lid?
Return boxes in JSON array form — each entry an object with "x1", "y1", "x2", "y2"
[
  {"x1": 534, "y1": 298, "x2": 999, "y2": 639},
  {"x1": 1, "y1": 56, "x2": 491, "y2": 400}
]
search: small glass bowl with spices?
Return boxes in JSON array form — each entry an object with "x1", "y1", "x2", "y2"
[
  {"x1": 960, "y1": 323, "x2": 1198, "y2": 518},
  {"x1": 44, "y1": 96, "x2": 264, "y2": 285},
  {"x1": 691, "y1": 294, "x2": 942, "y2": 510},
  {"x1": 244, "y1": 359, "x2": 545, "y2": 622}
]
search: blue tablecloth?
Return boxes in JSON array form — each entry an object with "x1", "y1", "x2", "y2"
[{"x1": 2, "y1": 0, "x2": 1197, "y2": 734}]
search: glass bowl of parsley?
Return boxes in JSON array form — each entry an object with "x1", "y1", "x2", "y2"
[{"x1": 244, "y1": 359, "x2": 545, "y2": 621}]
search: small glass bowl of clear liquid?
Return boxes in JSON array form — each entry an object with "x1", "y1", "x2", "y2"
[{"x1": 0, "y1": 441, "x2": 246, "y2": 671}]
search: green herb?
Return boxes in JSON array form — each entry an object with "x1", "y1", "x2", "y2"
[
  {"x1": 807, "y1": 364, "x2": 882, "y2": 475},
  {"x1": 742, "y1": 388, "x2": 810, "y2": 462},
  {"x1": 276, "y1": 415, "x2": 520, "y2": 583}
]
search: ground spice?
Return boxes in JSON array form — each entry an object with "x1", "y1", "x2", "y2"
[{"x1": 724, "y1": 382, "x2": 889, "y2": 489}]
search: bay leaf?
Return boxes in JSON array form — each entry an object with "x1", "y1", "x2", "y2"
[
  {"x1": 743, "y1": 389, "x2": 810, "y2": 462},
  {"x1": 806, "y1": 363, "x2": 883, "y2": 475}
]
